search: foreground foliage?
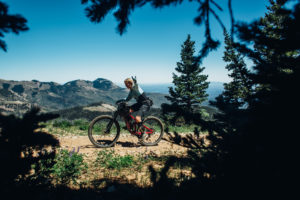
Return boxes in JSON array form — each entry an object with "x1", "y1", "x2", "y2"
[{"x1": 31, "y1": 149, "x2": 87, "y2": 185}]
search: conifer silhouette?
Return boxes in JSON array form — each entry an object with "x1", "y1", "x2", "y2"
[{"x1": 0, "y1": 1, "x2": 28, "y2": 51}]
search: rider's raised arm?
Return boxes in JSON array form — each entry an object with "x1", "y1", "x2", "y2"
[{"x1": 131, "y1": 76, "x2": 138, "y2": 85}]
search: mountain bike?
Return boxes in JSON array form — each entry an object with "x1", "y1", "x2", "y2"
[{"x1": 88, "y1": 100, "x2": 164, "y2": 148}]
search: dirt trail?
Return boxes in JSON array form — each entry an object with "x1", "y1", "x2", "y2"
[{"x1": 56, "y1": 134, "x2": 191, "y2": 160}]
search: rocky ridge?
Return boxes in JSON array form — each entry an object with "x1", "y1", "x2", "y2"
[{"x1": 0, "y1": 78, "x2": 168, "y2": 115}]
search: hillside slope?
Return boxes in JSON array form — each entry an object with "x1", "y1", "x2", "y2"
[{"x1": 0, "y1": 78, "x2": 169, "y2": 115}]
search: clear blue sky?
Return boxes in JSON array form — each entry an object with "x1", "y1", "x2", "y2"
[{"x1": 0, "y1": 0, "x2": 270, "y2": 84}]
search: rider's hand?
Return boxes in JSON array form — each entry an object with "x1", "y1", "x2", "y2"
[
  {"x1": 131, "y1": 76, "x2": 137, "y2": 84},
  {"x1": 116, "y1": 99, "x2": 124, "y2": 104}
]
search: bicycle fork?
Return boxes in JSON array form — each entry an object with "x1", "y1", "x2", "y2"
[{"x1": 105, "y1": 112, "x2": 118, "y2": 134}]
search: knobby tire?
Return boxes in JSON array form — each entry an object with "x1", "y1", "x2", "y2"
[
  {"x1": 140, "y1": 116, "x2": 164, "y2": 146},
  {"x1": 88, "y1": 115, "x2": 120, "y2": 148}
]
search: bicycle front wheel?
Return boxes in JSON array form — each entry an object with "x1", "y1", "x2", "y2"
[
  {"x1": 88, "y1": 115, "x2": 120, "y2": 148},
  {"x1": 140, "y1": 116, "x2": 164, "y2": 146}
]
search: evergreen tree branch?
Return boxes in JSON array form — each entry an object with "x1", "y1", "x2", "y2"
[{"x1": 0, "y1": 1, "x2": 28, "y2": 51}]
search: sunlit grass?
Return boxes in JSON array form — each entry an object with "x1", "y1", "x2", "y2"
[{"x1": 41, "y1": 118, "x2": 205, "y2": 137}]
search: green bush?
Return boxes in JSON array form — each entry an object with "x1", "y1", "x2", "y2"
[
  {"x1": 79, "y1": 125, "x2": 88, "y2": 130},
  {"x1": 73, "y1": 119, "x2": 89, "y2": 130},
  {"x1": 73, "y1": 119, "x2": 87, "y2": 126},
  {"x1": 53, "y1": 119, "x2": 73, "y2": 129},
  {"x1": 51, "y1": 149, "x2": 87, "y2": 185},
  {"x1": 51, "y1": 118, "x2": 90, "y2": 131},
  {"x1": 32, "y1": 149, "x2": 87, "y2": 185},
  {"x1": 30, "y1": 150, "x2": 56, "y2": 185},
  {"x1": 95, "y1": 150, "x2": 134, "y2": 170}
]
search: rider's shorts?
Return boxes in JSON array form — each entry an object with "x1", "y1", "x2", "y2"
[{"x1": 130, "y1": 102, "x2": 150, "y2": 118}]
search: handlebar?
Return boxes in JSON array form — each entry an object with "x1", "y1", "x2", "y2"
[
  {"x1": 115, "y1": 100, "x2": 130, "y2": 117},
  {"x1": 116, "y1": 99, "x2": 126, "y2": 105}
]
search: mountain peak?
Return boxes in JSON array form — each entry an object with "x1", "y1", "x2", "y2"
[
  {"x1": 64, "y1": 79, "x2": 92, "y2": 87},
  {"x1": 93, "y1": 78, "x2": 119, "y2": 90},
  {"x1": 94, "y1": 78, "x2": 107, "y2": 81}
]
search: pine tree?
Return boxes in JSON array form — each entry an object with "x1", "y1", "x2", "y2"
[
  {"x1": 163, "y1": 34, "x2": 209, "y2": 124},
  {"x1": 232, "y1": 0, "x2": 300, "y2": 191},
  {"x1": 201, "y1": 0, "x2": 300, "y2": 194},
  {"x1": 210, "y1": 31, "x2": 252, "y2": 113},
  {"x1": 250, "y1": 0, "x2": 298, "y2": 92}
]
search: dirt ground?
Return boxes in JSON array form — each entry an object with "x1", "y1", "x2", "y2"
[
  {"x1": 56, "y1": 133, "x2": 192, "y2": 160},
  {"x1": 33, "y1": 131, "x2": 207, "y2": 191}
]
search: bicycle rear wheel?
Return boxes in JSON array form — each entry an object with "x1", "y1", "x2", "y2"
[
  {"x1": 88, "y1": 115, "x2": 120, "y2": 148},
  {"x1": 140, "y1": 116, "x2": 164, "y2": 146}
]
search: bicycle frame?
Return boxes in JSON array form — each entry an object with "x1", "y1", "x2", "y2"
[
  {"x1": 112, "y1": 101, "x2": 154, "y2": 137},
  {"x1": 124, "y1": 114, "x2": 154, "y2": 136}
]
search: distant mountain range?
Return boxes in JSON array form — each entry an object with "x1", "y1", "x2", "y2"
[
  {"x1": 0, "y1": 78, "x2": 224, "y2": 115},
  {"x1": 0, "y1": 78, "x2": 169, "y2": 115},
  {"x1": 138, "y1": 82, "x2": 224, "y2": 100}
]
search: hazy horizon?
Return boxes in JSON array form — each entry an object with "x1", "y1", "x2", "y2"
[
  {"x1": 0, "y1": 77, "x2": 224, "y2": 101},
  {"x1": 0, "y1": 76, "x2": 225, "y2": 85}
]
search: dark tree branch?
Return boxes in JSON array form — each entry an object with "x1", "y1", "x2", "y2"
[
  {"x1": 0, "y1": 1, "x2": 28, "y2": 52},
  {"x1": 228, "y1": 0, "x2": 235, "y2": 41},
  {"x1": 81, "y1": 0, "x2": 233, "y2": 62}
]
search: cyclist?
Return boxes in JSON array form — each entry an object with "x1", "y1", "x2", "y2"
[{"x1": 117, "y1": 76, "x2": 153, "y2": 131}]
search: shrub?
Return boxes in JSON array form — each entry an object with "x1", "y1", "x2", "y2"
[
  {"x1": 73, "y1": 119, "x2": 89, "y2": 130},
  {"x1": 73, "y1": 119, "x2": 87, "y2": 126},
  {"x1": 51, "y1": 149, "x2": 87, "y2": 185},
  {"x1": 32, "y1": 148, "x2": 87, "y2": 185},
  {"x1": 95, "y1": 150, "x2": 134, "y2": 170},
  {"x1": 53, "y1": 119, "x2": 73, "y2": 129}
]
